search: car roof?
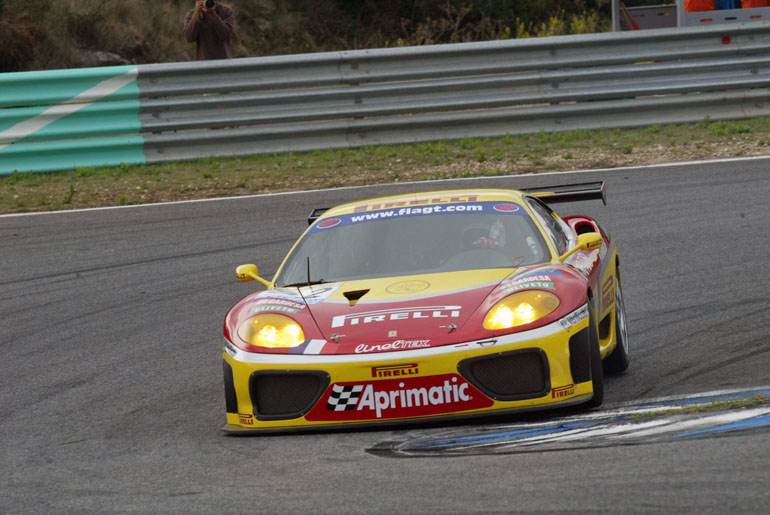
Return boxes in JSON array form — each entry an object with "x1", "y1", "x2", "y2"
[{"x1": 317, "y1": 188, "x2": 528, "y2": 220}]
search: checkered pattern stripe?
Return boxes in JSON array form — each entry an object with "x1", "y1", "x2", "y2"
[{"x1": 326, "y1": 384, "x2": 364, "y2": 411}]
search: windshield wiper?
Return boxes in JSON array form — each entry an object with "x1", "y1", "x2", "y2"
[
  {"x1": 281, "y1": 256, "x2": 329, "y2": 288},
  {"x1": 282, "y1": 279, "x2": 327, "y2": 288}
]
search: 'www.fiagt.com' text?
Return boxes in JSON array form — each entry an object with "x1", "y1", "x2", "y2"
[{"x1": 351, "y1": 204, "x2": 483, "y2": 222}]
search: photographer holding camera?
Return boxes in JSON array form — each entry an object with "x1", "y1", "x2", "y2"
[{"x1": 183, "y1": 0, "x2": 236, "y2": 60}]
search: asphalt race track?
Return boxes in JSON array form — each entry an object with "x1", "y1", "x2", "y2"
[{"x1": 2, "y1": 160, "x2": 770, "y2": 513}]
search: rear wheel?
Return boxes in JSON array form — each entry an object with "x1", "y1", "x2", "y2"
[
  {"x1": 604, "y1": 268, "x2": 630, "y2": 374},
  {"x1": 585, "y1": 297, "x2": 604, "y2": 408}
]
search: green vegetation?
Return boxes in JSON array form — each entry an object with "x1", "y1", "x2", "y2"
[
  {"x1": 2, "y1": 116, "x2": 770, "y2": 214},
  {"x1": 633, "y1": 394, "x2": 769, "y2": 419},
  {"x1": 0, "y1": 0, "x2": 612, "y2": 72}
]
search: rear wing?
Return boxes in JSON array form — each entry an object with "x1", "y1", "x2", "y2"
[
  {"x1": 522, "y1": 181, "x2": 606, "y2": 206},
  {"x1": 308, "y1": 207, "x2": 329, "y2": 225}
]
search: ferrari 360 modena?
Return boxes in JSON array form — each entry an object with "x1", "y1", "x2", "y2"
[{"x1": 222, "y1": 181, "x2": 629, "y2": 433}]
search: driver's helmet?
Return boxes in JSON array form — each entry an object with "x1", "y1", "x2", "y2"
[{"x1": 461, "y1": 218, "x2": 507, "y2": 249}]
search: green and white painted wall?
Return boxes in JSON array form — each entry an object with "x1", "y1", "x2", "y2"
[{"x1": 0, "y1": 66, "x2": 145, "y2": 175}]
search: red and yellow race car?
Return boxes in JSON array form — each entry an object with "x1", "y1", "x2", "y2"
[{"x1": 222, "y1": 182, "x2": 629, "y2": 433}]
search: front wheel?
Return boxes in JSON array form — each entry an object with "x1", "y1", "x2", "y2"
[{"x1": 604, "y1": 269, "x2": 630, "y2": 374}]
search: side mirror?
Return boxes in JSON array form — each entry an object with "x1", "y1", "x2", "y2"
[
  {"x1": 559, "y1": 232, "x2": 603, "y2": 262},
  {"x1": 235, "y1": 264, "x2": 272, "y2": 288}
]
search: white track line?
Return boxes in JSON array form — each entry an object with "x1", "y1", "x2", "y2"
[
  {"x1": 2, "y1": 153, "x2": 769, "y2": 219},
  {"x1": 494, "y1": 406, "x2": 770, "y2": 449}
]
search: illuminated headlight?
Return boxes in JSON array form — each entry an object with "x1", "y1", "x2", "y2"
[
  {"x1": 237, "y1": 314, "x2": 305, "y2": 348},
  {"x1": 483, "y1": 291, "x2": 560, "y2": 330}
]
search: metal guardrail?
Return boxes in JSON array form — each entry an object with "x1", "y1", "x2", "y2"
[{"x1": 2, "y1": 22, "x2": 770, "y2": 174}]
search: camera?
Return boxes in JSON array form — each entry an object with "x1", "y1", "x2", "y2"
[{"x1": 205, "y1": 0, "x2": 215, "y2": 8}]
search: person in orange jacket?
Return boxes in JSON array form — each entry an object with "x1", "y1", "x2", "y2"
[
  {"x1": 685, "y1": 0, "x2": 715, "y2": 10},
  {"x1": 743, "y1": 0, "x2": 770, "y2": 7}
]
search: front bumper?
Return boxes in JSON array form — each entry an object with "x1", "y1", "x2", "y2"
[{"x1": 223, "y1": 305, "x2": 594, "y2": 433}]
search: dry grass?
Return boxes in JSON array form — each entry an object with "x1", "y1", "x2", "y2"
[{"x1": 2, "y1": 118, "x2": 769, "y2": 214}]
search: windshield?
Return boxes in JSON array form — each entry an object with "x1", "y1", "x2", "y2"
[{"x1": 275, "y1": 201, "x2": 551, "y2": 286}]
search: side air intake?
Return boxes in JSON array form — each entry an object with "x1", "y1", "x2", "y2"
[{"x1": 458, "y1": 349, "x2": 550, "y2": 401}]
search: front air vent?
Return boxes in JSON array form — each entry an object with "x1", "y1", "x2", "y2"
[
  {"x1": 458, "y1": 349, "x2": 549, "y2": 401},
  {"x1": 249, "y1": 370, "x2": 329, "y2": 421},
  {"x1": 343, "y1": 289, "x2": 370, "y2": 306}
]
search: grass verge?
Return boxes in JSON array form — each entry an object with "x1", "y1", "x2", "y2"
[
  {"x1": 2, "y1": 118, "x2": 770, "y2": 215},
  {"x1": 632, "y1": 394, "x2": 769, "y2": 419}
]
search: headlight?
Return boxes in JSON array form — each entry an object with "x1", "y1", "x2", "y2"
[
  {"x1": 483, "y1": 291, "x2": 560, "y2": 330},
  {"x1": 237, "y1": 314, "x2": 305, "y2": 348}
]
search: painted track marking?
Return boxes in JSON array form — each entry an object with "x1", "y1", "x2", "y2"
[{"x1": 368, "y1": 387, "x2": 770, "y2": 457}]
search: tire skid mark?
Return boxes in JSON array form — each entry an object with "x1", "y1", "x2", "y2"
[
  {"x1": 0, "y1": 240, "x2": 291, "y2": 287},
  {"x1": 666, "y1": 342, "x2": 770, "y2": 386}
]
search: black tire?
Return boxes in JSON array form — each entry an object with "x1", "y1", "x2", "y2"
[
  {"x1": 604, "y1": 268, "x2": 630, "y2": 374},
  {"x1": 585, "y1": 297, "x2": 604, "y2": 408}
]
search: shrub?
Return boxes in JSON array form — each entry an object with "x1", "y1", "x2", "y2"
[{"x1": 3, "y1": 0, "x2": 612, "y2": 71}]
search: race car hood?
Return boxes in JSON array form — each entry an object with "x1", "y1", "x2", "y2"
[
  {"x1": 225, "y1": 265, "x2": 589, "y2": 355},
  {"x1": 226, "y1": 269, "x2": 509, "y2": 352},
  {"x1": 301, "y1": 269, "x2": 510, "y2": 343}
]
